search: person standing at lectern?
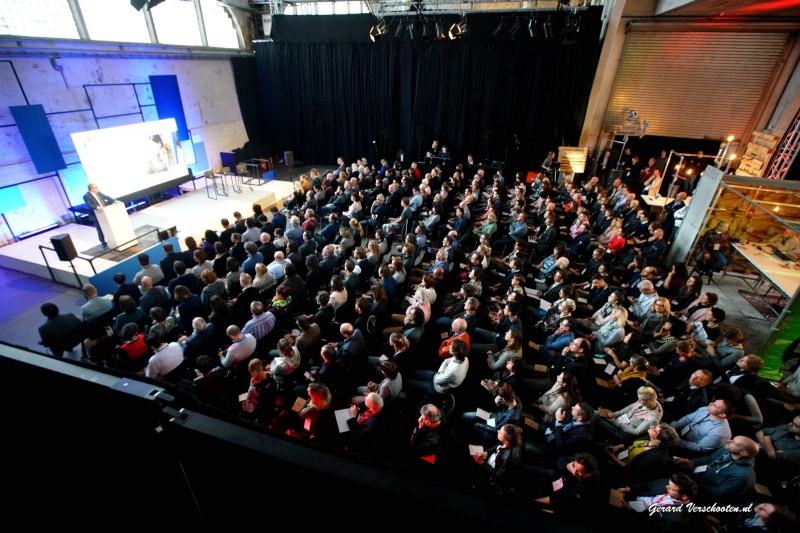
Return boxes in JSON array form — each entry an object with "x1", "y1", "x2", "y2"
[{"x1": 83, "y1": 183, "x2": 121, "y2": 250}]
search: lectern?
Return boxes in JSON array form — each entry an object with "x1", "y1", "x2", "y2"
[{"x1": 95, "y1": 203, "x2": 137, "y2": 250}]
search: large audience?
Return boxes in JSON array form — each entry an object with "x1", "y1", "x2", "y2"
[{"x1": 36, "y1": 147, "x2": 800, "y2": 531}]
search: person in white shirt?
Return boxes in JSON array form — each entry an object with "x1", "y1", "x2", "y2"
[{"x1": 145, "y1": 333, "x2": 184, "y2": 381}]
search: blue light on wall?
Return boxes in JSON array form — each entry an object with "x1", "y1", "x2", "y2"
[
  {"x1": 149, "y1": 75, "x2": 190, "y2": 141},
  {"x1": 9, "y1": 105, "x2": 67, "y2": 174}
]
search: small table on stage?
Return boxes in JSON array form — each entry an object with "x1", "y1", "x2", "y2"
[
  {"x1": 721, "y1": 242, "x2": 800, "y2": 317},
  {"x1": 641, "y1": 195, "x2": 674, "y2": 209}
]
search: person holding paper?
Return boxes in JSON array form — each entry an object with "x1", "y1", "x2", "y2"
[
  {"x1": 293, "y1": 382, "x2": 333, "y2": 441},
  {"x1": 461, "y1": 384, "x2": 522, "y2": 447},
  {"x1": 470, "y1": 423, "x2": 523, "y2": 492},
  {"x1": 595, "y1": 386, "x2": 663, "y2": 444},
  {"x1": 604, "y1": 423, "x2": 680, "y2": 484},
  {"x1": 615, "y1": 472, "x2": 697, "y2": 527},
  {"x1": 526, "y1": 452, "x2": 601, "y2": 512},
  {"x1": 83, "y1": 182, "x2": 121, "y2": 249},
  {"x1": 345, "y1": 392, "x2": 386, "y2": 456}
]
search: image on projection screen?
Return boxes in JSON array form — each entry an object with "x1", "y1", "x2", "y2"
[{"x1": 70, "y1": 119, "x2": 190, "y2": 200}]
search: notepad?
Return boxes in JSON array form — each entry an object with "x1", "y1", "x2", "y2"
[
  {"x1": 291, "y1": 397, "x2": 306, "y2": 413},
  {"x1": 334, "y1": 408, "x2": 352, "y2": 433},
  {"x1": 476, "y1": 408, "x2": 491, "y2": 420},
  {"x1": 469, "y1": 444, "x2": 484, "y2": 455}
]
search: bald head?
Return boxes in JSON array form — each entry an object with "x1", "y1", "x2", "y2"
[
  {"x1": 452, "y1": 318, "x2": 467, "y2": 334},
  {"x1": 141, "y1": 276, "x2": 153, "y2": 291},
  {"x1": 340, "y1": 323, "x2": 354, "y2": 337}
]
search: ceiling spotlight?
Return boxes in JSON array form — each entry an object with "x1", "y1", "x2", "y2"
[
  {"x1": 508, "y1": 18, "x2": 522, "y2": 39},
  {"x1": 408, "y1": 20, "x2": 417, "y2": 40},
  {"x1": 449, "y1": 22, "x2": 461, "y2": 40},
  {"x1": 435, "y1": 21, "x2": 447, "y2": 40},
  {"x1": 394, "y1": 21, "x2": 405, "y2": 40},
  {"x1": 422, "y1": 20, "x2": 433, "y2": 40},
  {"x1": 528, "y1": 18, "x2": 538, "y2": 39},
  {"x1": 492, "y1": 19, "x2": 506, "y2": 38},
  {"x1": 562, "y1": 12, "x2": 580, "y2": 44},
  {"x1": 449, "y1": 17, "x2": 469, "y2": 40},
  {"x1": 542, "y1": 16, "x2": 553, "y2": 40},
  {"x1": 369, "y1": 20, "x2": 387, "y2": 43}
]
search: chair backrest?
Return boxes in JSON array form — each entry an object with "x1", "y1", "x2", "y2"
[
  {"x1": 236, "y1": 164, "x2": 247, "y2": 172},
  {"x1": 222, "y1": 166, "x2": 231, "y2": 173},
  {"x1": 205, "y1": 170, "x2": 214, "y2": 178}
]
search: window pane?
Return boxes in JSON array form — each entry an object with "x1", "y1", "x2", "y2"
[
  {"x1": 150, "y1": 0, "x2": 202, "y2": 47},
  {"x1": 317, "y1": 2, "x2": 333, "y2": 15},
  {"x1": 200, "y1": 0, "x2": 239, "y2": 49},
  {"x1": 78, "y1": 0, "x2": 150, "y2": 43},
  {"x1": 334, "y1": 1, "x2": 349, "y2": 15},
  {"x1": 0, "y1": 0, "x2": 79, "y2": 39}
]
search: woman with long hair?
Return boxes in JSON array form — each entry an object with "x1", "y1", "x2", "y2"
[
  {"x1": 589, "y1": 306, "x2": 626, "y2": 354},
  {"x1": 252, "y1": 262, "x2": 275, "y2": 293},
  {"x1": 471, "y1": 423, "x2": 524, "y2": 491},
  {"x1": 487, "y1": 329, "x2": 523, "y2": 380},
  {"x1": 597, "y1": 217, "x2": 623, "y2": 246},
  {"x1": 296, "y1": 382, "x2": 333, "y2": 437},
  {"x1": 662, "y1": 261, "x2": 689, "y2": 297},
  {"x1": 532, "y1": 371, "x2": 581, "y2": 424},
  {"x1": 671, "y1": 273, "x2": 703, "y2": 312},
  {"x1": 603, "y1": 423, "x2": 680, "y2": 483}
]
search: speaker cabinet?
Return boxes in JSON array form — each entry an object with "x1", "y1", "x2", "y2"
[
  {"x1": 284, "y1": 151, "x2": 295, "y2": 167},
  {"x1": 158, "y1": 226, "x2": 177, "y2": 242},
  {"x1": 51, "y1": 234, "x2": 78, "y2": 261}
]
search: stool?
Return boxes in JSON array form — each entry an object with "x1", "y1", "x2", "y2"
[
  {"x1": 205, "y1": 170, "x2": 227, "y2": 200},
  {"x1": 221, "y1": 166, "x2": 241, "y2": 194},
  {"x1": 237, "y1": 164, "x2": 254, "y2": 191}
]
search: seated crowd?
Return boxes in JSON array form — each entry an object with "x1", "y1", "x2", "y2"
[{"x1": 37, "y1": 151, "x2": 800, "y2": 531}]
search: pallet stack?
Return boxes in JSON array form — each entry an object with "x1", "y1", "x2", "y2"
[{"x1": 735, "y1": 131, "x2": 781, "y2": 177}]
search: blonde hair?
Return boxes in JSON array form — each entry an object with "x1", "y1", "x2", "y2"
[
  {"x1": 637, "y1": 386, "x2": 658, "y2": 403},
  {"x1": 613, "y1": 307, "x2": 628, "y2": 327},
  {"x1": 555, "y1": 257, "x2": 570, "y2": 269}
]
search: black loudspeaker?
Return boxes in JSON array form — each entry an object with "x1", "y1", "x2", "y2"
[
  {"x1": 51, "y1": 234, "x2": 78, "y2": 261},
  {"x1": 416, "y1": 126, "x2": 425, "y2": 140},
  {"x1": 284, "y1": 151, "x2": 295, "y2": 167},
  {"x1": 158, "y1": 226, "x2": 177, "y2": 242}
]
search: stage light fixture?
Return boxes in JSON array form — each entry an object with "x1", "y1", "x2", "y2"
[
  {"x1": 528, "y1": 18, "x2": 538, "y2": 39},
  {"x1": 395, "y1": 21, "x2": 405, "y2": 40},
  {"x1": 448, "y1": 22, "x2": 461, "y2": 40},
  {"x1": 435, "y1": 21, "x2": 447, "y2": 40},
  {"x1": 492, "y1": 19, "x2": 506, "y2": 38},
  {"x1": 542, "y1": 16, "x2": 553, "y2": 40},
  {"x1": 422, "y1": 20, "x2": 433, "y2": 40},
  {"x1": 508, "y1": 18, "x2": 522, "y2": 39},
  {"x1": 408, "y1": 20, "x2": 417, "y2": 40},
  {"x1": 369, "y1": 20, "x2": 387, "y2": 43},
  {"x1": 561, "y1": 12, "x2": 580, "y2": 44},
  {"x1": 449, "y1": 17, "x2": 469, "y2": 40}
]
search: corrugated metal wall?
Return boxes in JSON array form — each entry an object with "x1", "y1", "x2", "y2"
[{"x1": 603, "y1": 31, "x2": 788, "y2": 140}]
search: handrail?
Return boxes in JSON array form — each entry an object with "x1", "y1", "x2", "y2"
[{"x1": 37, "y1": 226, "x2": 162, "y2": 289}]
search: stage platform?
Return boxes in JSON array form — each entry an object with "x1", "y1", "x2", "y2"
[{"x1": 0, "y1": 178, "x2": 294, "y2": 289}]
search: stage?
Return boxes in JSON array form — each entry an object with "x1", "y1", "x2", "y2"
[{"x1": 0, "y1": 177, "x2": 294, "y2": 289}]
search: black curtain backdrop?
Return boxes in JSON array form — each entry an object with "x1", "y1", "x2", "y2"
[{"x1": 244, "y1": 9, "x2": 602, "y2": 173}]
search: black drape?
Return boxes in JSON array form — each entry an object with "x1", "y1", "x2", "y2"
[
  {"x1": 231, "y1": 56, "x2": 267, "y2": 144},
  {"x1": 250, "y1": 9, "x2": 602, "y2": 173}
]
